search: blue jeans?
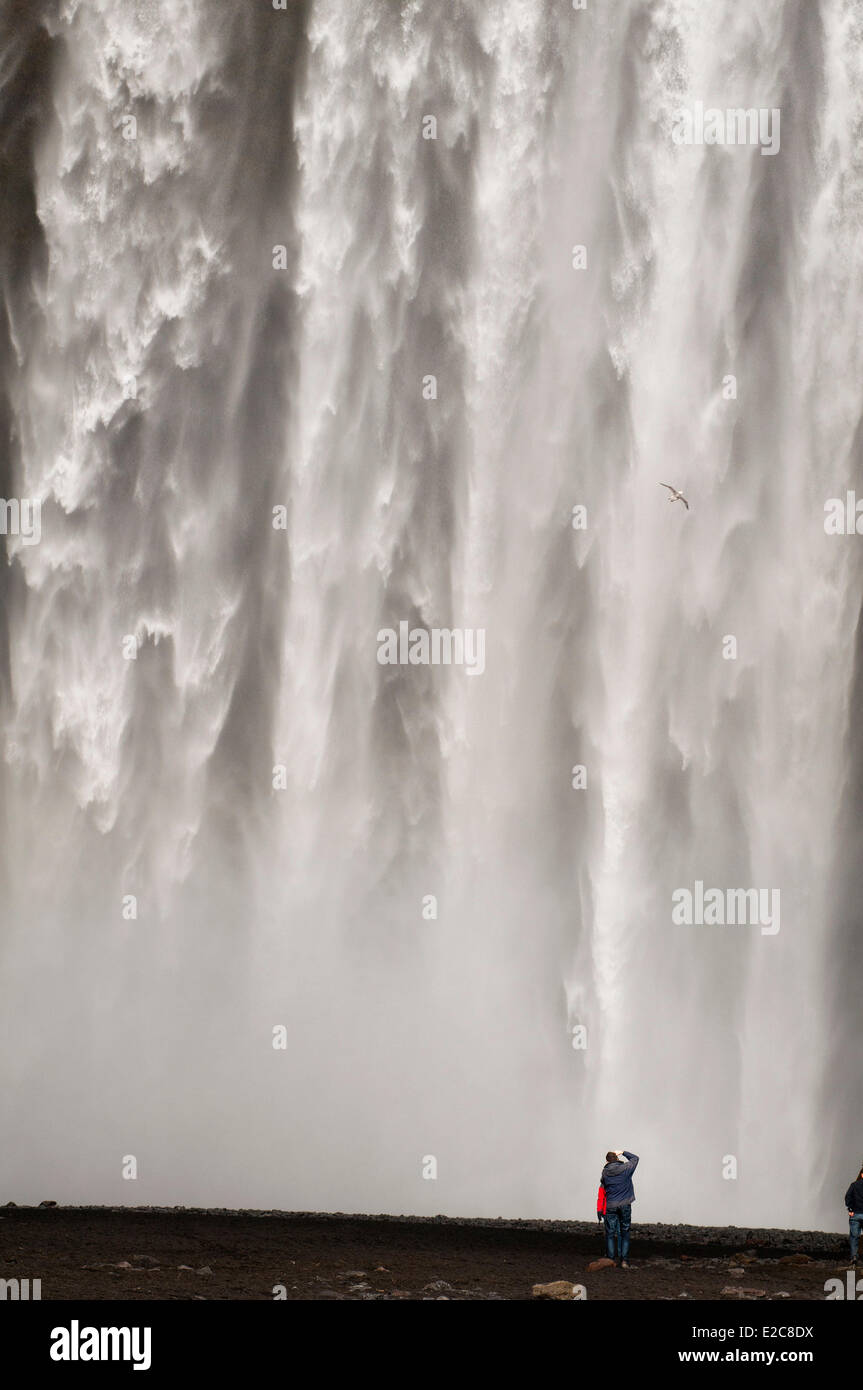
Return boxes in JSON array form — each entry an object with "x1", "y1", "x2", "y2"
[
  {"x1": 850, "y1": 1214, "x2": 863, "y2": 1262},
  {"x1": 604, "y1": 1204, "x2": 632, "y2": 1261}
]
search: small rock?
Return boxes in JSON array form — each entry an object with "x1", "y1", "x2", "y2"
[
  {"x1": 343, "y1": 1270, "x2": 367, "y2": 1279},
  {"x1": 730, "y1": 1268, "x2": 745, "y2": 1278},
  {"x1": 778, "y1": 1253, "x2": 812, "y2": 1265},
  {"x1": 115, "y1": 1261, "x2": 132, "y2": 1270},
  {"x1": 5, "y1": 1202, "x2": 17, "y2": 1208},
  {"x1": 196, "y1": 1266, "x2": 213, "y2": 1276},
  {"x1": 532, "y1": 1280, "x2": 578, "y2": 1300},
  {"x1": 39, "y1": 1200, "x2": 57, "y2": 1208},
  {"x1": 587, "y1": 1257, "x2": 616, "y2": 1272},
  {"x1": 776, "y1": 1292, "x2": 791, "y2": 1298},
  {"x1": 131, "y1": 1255, "x2": 160, "y2": 1268},
  {"x1": 436, "y1": 1296, "x2": 450, "y2": 1300},
  {"x1": 374, "y1": 1266, "x2": 389, "y2": 1273},
  {"x1": 348, "y1": 1282, "x2": 370, "y2": 1292},
  {"x1": 731, "y1": 1253, "x2": 756, "y2": 1265},
  {"x1": 423, "y1": 1279, "x2": 453, "y2": 1292},
  {"x1": 177, "y1": 1265, "x2": 195, "y2": 1272}
]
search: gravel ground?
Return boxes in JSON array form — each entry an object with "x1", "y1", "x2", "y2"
[{"x1": 0, "y1": 1205, "x2": 854, "y2": 1301}]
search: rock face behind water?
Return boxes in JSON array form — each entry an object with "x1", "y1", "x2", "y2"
[{"x1": 532, "y1": 1280, "x2": 578, "y2": 1299}]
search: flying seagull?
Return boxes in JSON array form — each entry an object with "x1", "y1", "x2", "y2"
[{"x1": 660, "y1": 482, "x2": 690, "y2": 510}]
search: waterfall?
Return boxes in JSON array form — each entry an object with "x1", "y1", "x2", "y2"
[{"x1": 1, "y1": 0, "x2": 861, "y2": 1230}]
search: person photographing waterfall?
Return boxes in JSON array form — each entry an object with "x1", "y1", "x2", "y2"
[
  {"x1": 597, "y1": 1149, "x2": 639, "y2": 1268},
  {"x1": 844, "y1": 1162, "x2": 863, "y2": 1268}
]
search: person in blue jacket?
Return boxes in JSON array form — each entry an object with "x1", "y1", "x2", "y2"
[
  {"x1": 600, "y1": 1148, "x2": 639, "y2": 1268},
  {"x1": 844, "y1": 1162, "x2": 863, "y2": 1268}
]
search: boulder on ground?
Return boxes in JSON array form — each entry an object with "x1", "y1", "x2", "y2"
[
  {"x1": 778, "y1": 1253, "x2": 813, "y2": 1265},
  {"x1": 532, "y1": 1279, "x2": 579, "y2": 1299},
  {"x1": 587, "y1": 1257, "x2": 616, "y2": 1272}
]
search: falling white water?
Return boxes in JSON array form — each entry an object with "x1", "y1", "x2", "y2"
[{"x1": 1, "y1": 0, "x2": 861, "y2": 1230}]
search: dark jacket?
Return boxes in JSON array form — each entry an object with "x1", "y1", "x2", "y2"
[
  {"x1": 844, "y1": 1178, "x2": 863, "y2": 1213},
  {"x1": 601, "y1": 1151, "x2": 639, "y2": 1210}
]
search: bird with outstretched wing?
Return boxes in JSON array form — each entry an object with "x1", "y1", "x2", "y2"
[{"x1": 660, "y1": 482, "x2": 689, "y2": 510}]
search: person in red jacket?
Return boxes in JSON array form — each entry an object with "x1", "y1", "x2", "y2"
[{"x1": 598, "y1": 1148, "x2": 639, "y2": 1268}]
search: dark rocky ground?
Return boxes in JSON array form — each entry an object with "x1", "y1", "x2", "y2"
[{"x1": 0, "y1": 1205, "x2": 855, "y2": 1301}]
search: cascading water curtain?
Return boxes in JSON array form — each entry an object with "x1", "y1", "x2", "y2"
[{"x1": 0, "y1": 0, "x2": 861, "y2": 1230}]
